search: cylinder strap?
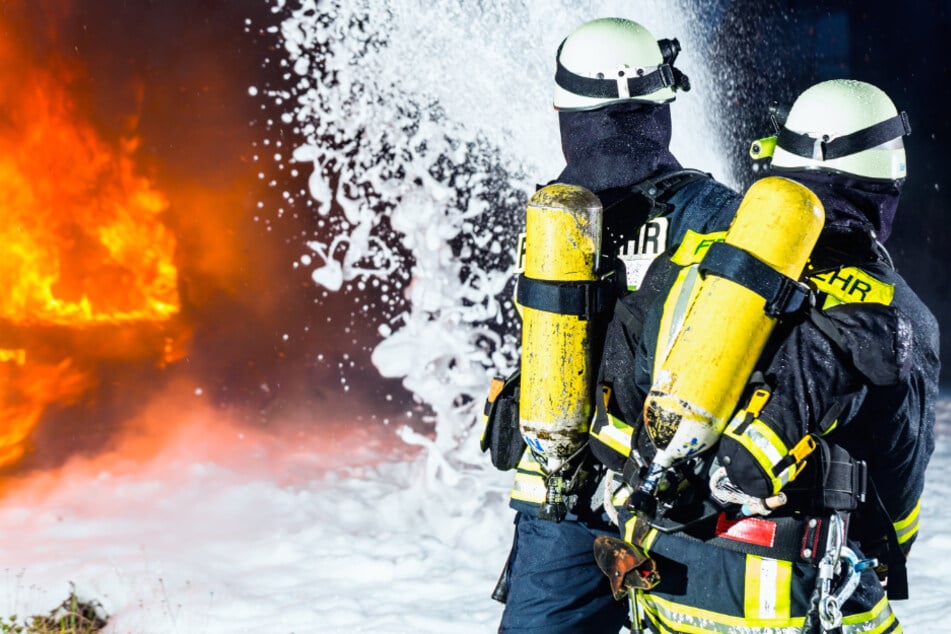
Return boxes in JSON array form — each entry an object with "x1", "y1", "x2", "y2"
[
  {"x1": 516, "y1": 274, "x2": 616, "y2": 320},
  {"x1": 698, "y1": 241, "x2": 812, "y2": 318}
]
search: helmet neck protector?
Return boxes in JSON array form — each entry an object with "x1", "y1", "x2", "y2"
[{"x1": 557, "y1": 101, "x2": 681, "y2": 192}]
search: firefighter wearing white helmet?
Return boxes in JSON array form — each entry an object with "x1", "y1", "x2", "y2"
[
  {"x1": 553, "y1": 17, "x2": 690, "y2": 111},
  {"x1": 484, "y1": 16, "x2": 741, "y2": 634},
  {"x1": 752, "y1": 78, "x2": 911, "y2": 181},
  {"x1": 750, "y1": 78, "x2": 912, "y2": 245},
  {"x1": 587, "y1": 78, "x2": 937, "y2": 633}
]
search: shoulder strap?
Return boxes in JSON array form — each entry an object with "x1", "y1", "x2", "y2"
[
  {"x1": 865, "y1": 477, "x2": 909, "y2": 600},
  {"x1": 612, "y1": 294, "x2": 643, "y2": 336},
  {"x1": 628, "y1": 169, "x2": 710, "y2": 218}
]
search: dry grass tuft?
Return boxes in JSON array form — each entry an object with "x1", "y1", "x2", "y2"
[{"x1": 1, "y1": 588, "x2": 107, "y2": 634}]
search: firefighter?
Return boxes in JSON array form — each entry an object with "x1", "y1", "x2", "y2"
[
  {"x1": 485, "y1": 17, "x2": 742, "y2": 633},
  {"x1": 592, "y1": 79, "x2": 939, "y2": 632}
]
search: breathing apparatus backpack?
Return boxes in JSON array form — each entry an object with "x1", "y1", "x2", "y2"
[
  {"x1": 482, "y1": 170, "x2": 710, "y2": 521},
  {"x1": 480, "y1": 170, "x2": 711, "y2": 477},
  {"x1": 595, "y1": 222, "x2": 912, "y2": 609}
]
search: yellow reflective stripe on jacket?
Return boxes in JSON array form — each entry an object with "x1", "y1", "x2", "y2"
[
  {"x1": 670, "y1": 230, "x2": 727, "y2": 266},
  {"x1": 592, "y1": 411, "x2": 635, "y2": 458},
  {"x1": 724, "y1": 414, "x2": 791, "y2": 495},
  {"x1": 509, "y1": 450, "x2": 547, "y2": 504},
  {"x1": 744, "y1": 555, "x2": 792, "y2": 621},
  {"x1": 893, "y1": 499, "x2": 921, "y2": 546},
  {"x1": 841, "y1": 594, "x2": 899, "y2": 634},
  {"x1": 636, "y1": 592, "x2": 806, "y2": 634},
  {"x1": 810, "y1": 266, "x2": 894, "y2": 307}
]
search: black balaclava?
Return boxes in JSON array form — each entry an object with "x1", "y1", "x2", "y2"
[
  {"x1": 556, "y1": 101, "x2": 681, "y2": 194},
  {"x1": 779, "y1": 169, "x2": 904, "y2": 244}
]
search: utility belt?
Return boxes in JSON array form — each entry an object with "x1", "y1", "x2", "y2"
[{"x1": 678, "y1": 511, "x2": 833, "y2": 566}]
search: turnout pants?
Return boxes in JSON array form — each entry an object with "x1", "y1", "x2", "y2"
[{"x1": 498, "y1": 511, "x2": 629, "y2": 634}]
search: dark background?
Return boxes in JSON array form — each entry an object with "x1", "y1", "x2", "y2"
[{"x1": 703, "y1": 0, "x2": 951, "y2": 382}]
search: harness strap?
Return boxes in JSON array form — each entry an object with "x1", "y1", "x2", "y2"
[
  {"x1": 866, "y1": 478, "x2": 909, "y2": 600},
  {"x1": 629, "y1": 169, "x2": 709, "y2": 219},
  {"x1": 611, "y1": 294, "x2": 644, "y2": 336}
]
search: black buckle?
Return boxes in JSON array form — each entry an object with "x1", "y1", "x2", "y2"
[{"x1": 765, "y1": 277, "x2": 813, "y2": 318}]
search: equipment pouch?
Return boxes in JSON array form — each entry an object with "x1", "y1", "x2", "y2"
[
  {"x1": 480, "y1": 369, "x2": 525, "y2": 471},
  {"x1": 817, "y1": 438, "x2": 866, "y2": 512}
]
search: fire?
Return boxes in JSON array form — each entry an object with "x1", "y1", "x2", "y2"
[
  {"x1": 0, "y1": 25, "x2": 181, "y2": 469},
  {"x1": 0, "y1": 85, "x2": 179, "y2": 326}
]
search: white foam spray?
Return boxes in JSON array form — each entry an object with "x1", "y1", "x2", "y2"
[{"x1": 260, "y1": 0, "x2": 735, "y2": 479}]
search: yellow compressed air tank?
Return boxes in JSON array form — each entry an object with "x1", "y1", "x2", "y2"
[
  {"x1": 518, "y1": 183, "x2": 602, "y2": 475},
  {"x1": 643, "y1": 176, "x2": 824, "y2": 477}
]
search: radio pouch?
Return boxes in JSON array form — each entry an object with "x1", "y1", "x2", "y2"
[{"x1": 480, "y1": 369, "x2": 525, "y2": 471}]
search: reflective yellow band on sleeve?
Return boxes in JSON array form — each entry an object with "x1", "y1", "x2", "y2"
[
  {"x1": 510, "y1": 471, "x2": 547, "y2": 504},
  {"x1": 744, "y1": 555, "x2": 792, "y2": 621},
  {"x1": 508, "y1": 450, "x2": 547, "y2": 504},
  {"x1": 810, "y1": 267, "x2": 894, "y2": 306},
  {"x1": 893, "y1": 499, "x2": 921, "y2": 546},
  {"x1": 725, "y1": 414, "x2": 791, "y2": 495},
  {"x1": 514, "y1": 449, "x2": 543, "y2": 473},
  {"x1": 841, "y1": 594, "x2": 898, "y2": 633}
]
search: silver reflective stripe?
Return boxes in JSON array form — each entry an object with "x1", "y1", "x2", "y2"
[
  {"x1": 637, "y1": 592, "x2": 805, "y2": 634},
  {"x1": 509, "y1": 451, "x2": 546, "y2": 504},
  {"x1": 841, "y1": 594, "x2": 898, "y2": 633}
]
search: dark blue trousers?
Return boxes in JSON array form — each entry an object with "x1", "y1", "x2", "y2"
[{"x1": 498, "y1": 511, "x2": 629, "y2": 634}]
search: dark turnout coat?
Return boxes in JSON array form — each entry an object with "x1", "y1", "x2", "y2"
[{"x1": 591, "y1": 172, "x2": 939, "y2": 633}]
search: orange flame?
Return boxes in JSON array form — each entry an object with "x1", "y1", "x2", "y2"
[
  {"x1": 0, "y1": 73, "x2": 179, "y2": 326},
  {"x1": 0, "y1": 25, "x2": 181, "y2": 469}
]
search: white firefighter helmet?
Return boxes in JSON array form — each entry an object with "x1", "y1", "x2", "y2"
[
  {"x1": 764, "y1": 79, "x2": 910, "y2": 180},
  {"x1": 553, "y1": 18, "x2": 690, "y2": 111}
]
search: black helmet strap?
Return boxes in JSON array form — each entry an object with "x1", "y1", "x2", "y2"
[
  {"x1": 776, "y1": 111, "x2": 911, "y2": 162},
  {"x1": 554, "y1": 38, "x2": 690, "y2": 102}
]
